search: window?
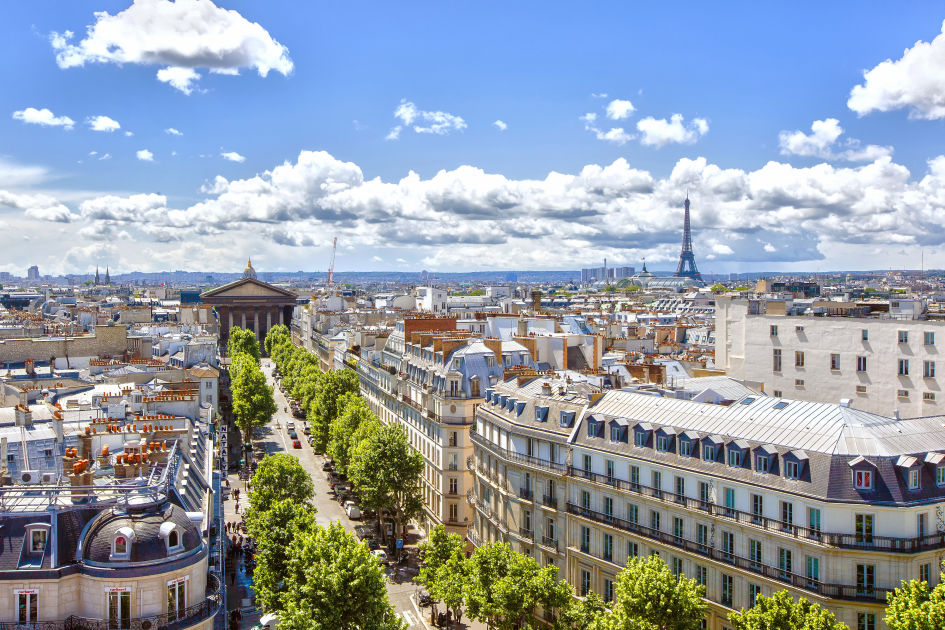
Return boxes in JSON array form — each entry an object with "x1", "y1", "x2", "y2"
[
  {"x1": 605, "y1": 460, "x2": 615, "y2": 484},
  {"x1": 650, "y1": 510, "x2": 661, "y2": 532},
  {"x1": 603, "y1": 496, "x2": 613, "y2": 518},
  {"x1": 795, "y1": 325, "x2": 804, "y2": 333},
  {"x1": 899, "y1": 359, "x2": 910, "y2": 376},
  {"x1": 937, "y1": 466, "x2": 945, "y2": 487},
  {"x1": 806, "y1": 556, "x2": 820, "y2": 587},
  {"x1": 679, "y1": 439, "x2": 692, "y2": 457},
  {"x1": 671, "y1": 556, "x2": 683, "y2": 578},
  {"x1": 773, "y1": 389, "x2": 783, "y2": 397},
  {"x1": 723, "y1": 487, "x2": 735, "y2": 517},
  {"x1": 749, "y1": 539, "x2": 762, "y2": 569},
  {"x1": 925, "y1": 361, "x2": 936, "y2": 378},
  {"x1": 108, "y1": 590, "x2": 131, "y2": 630},
  {"x1": 898, "y1": 389, "x2": 910, "y2": 398},
  {"x1": 581, "y1": 490, "x2": 590, "y2": 510},
  {"x1": 772, "y1": 349, "x2": 782, "y2": 372},
  {"x1": 721, "y1": 574, "x2": 733, "y2": 607},
  {"x1": 778, "y1": 548, "x2": 793, "y2": 581},
  {"x1": 770, "y1": 325, "x2": 778, "y2": 336},
  {"x1": 855, "y1": 514, "x2": 874, "y2": 544},
  {"x1": 697, "y1": 524, "x2": 709, "y2": 552},
  {"x1": 785, "y1": 460, "x2": 799, "y2": 480},
  {"x1": 699, "y1": 481, "x2": 711, "y2": 506},
  {"x1": 580, "y1": 569, "x2": 591, "y2": 597},
  {"x1": 695, "y1": 565, "x2": 707, "y2": 587},
  {"x1": 167, "y1": 579, "x2": 187, "y2": 621},
  {"x1": 627, "y1": 503, "x2": 638, "y2": 524},
  {"x1": 17, "y1": 591, "x2": 37, "y2": 625},
  {"x1": 674, "y1": 476, "x2": 685, "y2": 502},
  {"x1": 755, "y1": 454, "x2": 769, "y2": 473},
  {"x1": 909, "y1": 469, "x2": 921, "y2": 490},
  {"x1": 780, "y1": 501, "x2": 794, "y2": 527},
  {"x1": 449, "y1": 477, "x2": 458, "y2": 494},
  {"x1": 795, "y1": 378, "x2": 805, "y2": 387},
  {"x1": 652, "y1": 470, "x2": 662, "y2": 496},
  {"x1": 808, "y1": 508, "x2": 822, "y2": 535},
  {"x1": 899, "y1": 330, "x2": 909, "y2": 344},
  {"x1": 856, "y1": 356, "x2": 867, "y2": 372},
  {"x1": 854, "y1": 469, "x2": 873, "y2": 490},
  {"x1": 921, "y1": 563, "x2": 931, "y2": 583},
  {"x1": 856, "y1": 384, "x2": 868, "y2": 394},
  {"x1": 630, "y1": 466, "x2": 640, "y2": 491},
  {"x1": 604, "y1": 579, "x2": 615, "y2": 603},
  {"x1": 721, "y1": 531, "x2": 734, "y2": 561},
  {"x1": 857, "y1": 613, "x2": 875, "y2": 630},
  {"x1": 673, "y1": 517, "x2": 684, "y2": 542},
  {"x1": 861, "y1": 329, "x2": 869, "y2": 341},
  {"x1": 830, "y1": 353, "x2": 840, "y2": 370},
  {"x1": 748, "y1": 583, "x2": 762, "y2": 605},
  {"x1": 703, "y1": 444, "x2": 716, "y2": 462},
  {"x1": 603, "y1": 533, "x2": 613, "y2": 562},
  {"x1": 751, "y1": 494, "x2": 763, "y2": 524},
  {"x1": 580, "y1": 526, "x2": 590, "y2": 553},
  {"x1": 657, "y1": 435, "x2": 670, "y2": 452},
  {"x1": 728, "y1": 448, "x2": 742, "y2": 467},
  {"x1": 926, "y1": 332, "x2": 936, "y2": 346},
  {"x1": 635, "y1": 431, "x2": 648, "y2": 447},
  {"x1": 795, "y1": 351, "x2": 805, "y2": 367},
  {"x1": 856, "y1": 564, "x2": 875, "y2": 596},
  {"x1": 627, "y1": 541, "x2": 638, "y2": 558},
  {"x1": 609, "y1": 423, "x2": 622, "y2": 442},
  {"x1": 924, "y1": 392, "x2": 936, "y2": 402},
  {"x1": 583, "y1": 454, "x2": 592, "y2": 474},
  {"x1": 30, "y1": 528, "x2": 48, "y2": 553},
  {"x1": 169, "y1": 530, "x2": 179, "y2": 548}
]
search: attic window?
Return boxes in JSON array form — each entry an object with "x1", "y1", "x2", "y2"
[
  {"x1": 160, "y1": 522, "x2": 182, "y2": 553},
  {"x1": 534, "y1": 406, "x2": 549, "y2": 423},
  {"x1": 515, "y1": 402, "x2": 526, "y2": 416},
  {"x1": 560, "y1": 411, "x2": 576, "y2": 428},
  {"x1": 741, "y1": 397, "x2": 755, "y2": 405},
  {"x1": 853, "y1": 469, "x2": 873, "y2": 490},
  {"x1": 29, "y1": 526, "x2": 49, "y2": 553},
  {"x1": 773, "y1": 401, "x2": 789, "y2": 410},
  {"x1": 111, "y1": 526, "x2": 135, "y2": 560}
]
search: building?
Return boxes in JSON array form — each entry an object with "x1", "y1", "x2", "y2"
[
  {"x1": 200, "y1": 259, "x2": 297, "y2": 349},
  {"x1": 716, "y1": 297, "x2": 945, "y2": 416},
  {"x1": 27, "y1": 266, "x2": 40, "y2": 282},
  {"x1": 416, "y1": 287, "x2": 448, "y2": 314},
  {"x1": 470, "y1": 372, "x2": 945, "y2": 630}
]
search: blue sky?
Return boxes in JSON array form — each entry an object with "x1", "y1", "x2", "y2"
[{"x1": 2, "y1": 1, "x2": 945, "y2": 275}]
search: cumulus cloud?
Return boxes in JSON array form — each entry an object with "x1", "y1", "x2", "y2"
[
  {"x1": 221, "y1": 151, "x2": 246, "y2": 163},
  {"x1": 391, "y1": 101, "x2": 466, "y2": 136},
  {"x1": 136, "y1": 149, "x2": 154, "y2": 162},
  {"x1": 581, "y1": 112, "x2": 634, "y2": 145},
  {"x1": 165, "y1": 127, "x2": 183, "y2": 136},
  {"x1": 848, "y1": 20, "x2": 945, "y2": 119},
  {"x1": 778, "y1": 118, "x2": 892, "y2": 162},
  {"x1": 493, "y1": 120, "x2": 508, "y2": 131},
  {"x1": 87, "y1": 115, "x2": 120, "y2": 132},
  {"x1": 637, "y1": 114, "x2": 708, "y2": 147},
  {"x1": 50, "y1": 0, "x2": 293, "y2": 94},
  {"x1": 605, "y1": 99, "x2": 635, "y2": 120},
  {"x1": 0, "y1": 190, "x2": 73, "y2": 222},
  {"x1": 12, "y1": 107, "x2": 75, "y2": 129}
]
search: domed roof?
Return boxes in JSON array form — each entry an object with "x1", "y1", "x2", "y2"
[
  {"x1": 242, "y1": 258, "x2": 257, "y2": 280},
  {"x1": 81, "y1": 502, "x2": 201, "y2": 564}
]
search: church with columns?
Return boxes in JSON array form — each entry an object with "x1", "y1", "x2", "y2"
[{"x1": 200, "y1": 259, "x2": 298, "y2": 351}]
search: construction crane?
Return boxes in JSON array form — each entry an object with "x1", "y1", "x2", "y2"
[{"x1": 326, "y1": 236, "x2": 337, "y2": 290}]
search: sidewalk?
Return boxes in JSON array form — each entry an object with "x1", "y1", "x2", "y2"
[{"x1": 221, "y1": 472, "x2": 260, "y2": 630}]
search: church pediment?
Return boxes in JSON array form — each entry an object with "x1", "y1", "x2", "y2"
[{"x1": 201, "y1": 278, "x2": 296, "y2": 300}]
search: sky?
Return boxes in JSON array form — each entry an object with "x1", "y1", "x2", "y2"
[{"x1": 3, "y1": 1, "x2": 945, "y2": 276}]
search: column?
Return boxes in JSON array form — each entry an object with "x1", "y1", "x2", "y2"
[
  {"x1": 254, "y1": 309, "x2": 260, "y2": 341},
  {"x1": 241, "y1": 310, "x2": 246, "y2": 329},
  {"x1": 227, "y1": 308, "x2": 233, "y2": 332},
  {"x1": 267, "y1": 309, "x2": 272, "y2": 332},
  {"x1": 279, "y1": 307, "x2": 285, "y2": 326}
]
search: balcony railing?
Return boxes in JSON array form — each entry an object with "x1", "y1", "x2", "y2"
[
  {"x1": 519, "y1": 487, "x2": 533, "y2": 501},
  {"x1": 4, "y1": 575, "x2": 221, "y2": 630},
  {"x1": 519, "y1": 527, "x2": 534, "y2": 539},
  {"x1": 541, "y1": 494, "x2": 558, "y2": 509},
  {"x1": 470, "y1": 430, "x2": 567, "y2": 472},
  {"x1": 541, "y1": 535, "x2": 559, "y2": 551},
  {"x1": 567, "y1": 466, "x2": 945, "y2": 554},
  {"x1": 566, "y1": 503, "x2": 891, "y2": 604}
]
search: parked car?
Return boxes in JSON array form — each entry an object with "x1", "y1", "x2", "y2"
[
  {"x1": 372, "y1": 550, "x2": 388, "y2": 564},
  {"x1": 292, "y1": 439, "x2": 301, "y2": 449},
  {"x1": 321, "y1": 460, "x2": 334, "y2": 471},
  {"x1": 288, "y1": 431, "x2": 298, "y2": 440},
  {"x1": 302, "y1": 426, "x2": 311, "y2": 435},
  {"x1": 345, "y1": 503, "x2": 361, "y2": 520},
  {"x1": 286, "y1": 422, "x2": 295, "y2": 431},
  {"x1": 418, "y1": 591, "x2": 433, "y2": 607}
]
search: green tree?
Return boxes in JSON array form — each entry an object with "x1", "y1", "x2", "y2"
[
  {"x1": 348, "y1": 423, "x2": 423, "y2": 543},
  {"x1": 245, "y1": 499, "x2": 317, "y2": 613},
  {"x1": 463, "y1": 542, "x2": 572, "y2": 630},
  {"x1": 328, "y1": 392, "x2": 376, "y2": 474},
  {"x1": 416, "y1": 525, "x2": 468, "y2": 624},
  {"x1": 710, "y1": 283, "x2": 727, "y2": 293},
  {"x1": 228, "y1": 326, "x2": 261, "y2": 361},
  {"x1": 248, "y1": 452, "x2": 315, "y2": 516},
  {"x1": 728, "y1": 591, "x2": 847, "y2": 630},
  {"x1": 310, "y1": 369, "x2": 360, "y2": 451},
  {"x1": 560, "y1": 591, "x2": 610, "y2": 630},
  {"x1": 265, "y1": 324, "x2": 291, "y2": 357},
  {"x1": 603, "y1": 554, "x2": 706, "y2": 630},
  {"x1": 281, "y1": 522, "x2": 406, "y2": 630},
  {"x1": 885, "y1": 573, "x2": 945, "y2": 630},
  {"x1": 230, "y1": 354, "x2": 277, "y2": 438}
]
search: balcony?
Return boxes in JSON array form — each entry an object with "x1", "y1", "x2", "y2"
[
  {"x1": 541, "y1": 494, "x2": 558, "y2": 509},
  {"x1": 519, "y1": 487, "x2": 534, "y2": 501},
  {"x1": 566, "y1": 466, "x2": 945, "y2": 554},
  {"x1": 540, "y1": 535, "x2": 559, "y2": 551},
  {"x1": 519, "y1": 527, "x2": 534, "y2": 539},
  {"x1": 470, "y1": 430, "x2": 567, "y2": 473},
  {"x1": 566, "y1": 502, "x2": 892, "y2": 604},
  {"x1": 6, "y1": 575, "x2": 222, "y2": 630}
]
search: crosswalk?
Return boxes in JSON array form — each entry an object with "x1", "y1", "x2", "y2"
[{"x1": 401, "y1": 611, "x2": 417, "y2": 627}]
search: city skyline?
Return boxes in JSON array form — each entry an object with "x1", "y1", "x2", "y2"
[{"x1": 3, "y1": 2, "x2": 945, "y2": 275}]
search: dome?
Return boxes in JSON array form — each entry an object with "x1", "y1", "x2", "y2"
[
  {"x1": 242, "y1": 258, "x2": 257, "y2": 280},
  {"x1": 81, "y1": 502, "x2": 202, "y2": 564}
]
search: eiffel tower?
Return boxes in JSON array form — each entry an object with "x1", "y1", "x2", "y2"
[{"x1": 674, "y1": 194, "x2": 702, "y2": 280}]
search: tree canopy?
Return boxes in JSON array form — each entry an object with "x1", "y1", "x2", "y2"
[
  {"x1": 230, "y1": 353, "x2": 277, "y2": 437},
  {"x1": 885, "y1": 573, "x2": 945, "y2": 630},
  {"x1": 728, "y1": 591, "x2": 848, "y2": 630},
  {"x1": 328, "y1": 392, "x2": 378, "y2": 474},
  {"x1": 228, "y1": 326, "x2": 261, "y2": 361},
  {"x1": 245, "y1": 499, "x2": 317, "y2": 612},
  {"x1": 310, "y1": 368, "x2": 361, "y2": 451},
  {"x1": 599, "y1": 554, "x2": 706, "y2": 630},
  {"x1": 248, "y1": 452, "x2": 315, "y2": 516}
]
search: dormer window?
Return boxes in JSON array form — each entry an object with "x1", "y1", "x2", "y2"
[
  {"x1": 728, "y1": 449, "x2": 742, "y2": 467},
  {"x1": 854, "y1": 469, "x2": 873, "y2": 490},
  {"x1": 908, "y1": 469, "x2": 921, "y2": 490},
  {"x1": 634, "y1": 431, "x2": 647, "y2": 448},
  {"x1": 27, "y1": 524, "x2": 50, "y2": 553},
  {"x1": 657, "y1": 435, "x2": 670, "y2": 452},
  {"x1": 703, "y1": 444, "x2": 716, "y2": 462},
  {"x1": 111, "y1": 526, "x2": 135, "y2": 560},
  {"x1": 608, "y1": 420, "x2": 628, "y2": 443},
  {"x1": 560, "y1": 411, "x2": 576, "y2": 428},
  {"x1": 937, "y1": 466, "x2": 945, "y2": 487},
  {"x1": 785, "y1": 460, "x2": 799, "y2": 479},
  {"x1": 160, "y1": 522, "x2": 182, "y2": 554},
  {"x1": 755, "y1": 455, "x2": 769, "y2": 473},
  {"x1": 679, "y1": 439, "x2": 692, "y2": 457}
]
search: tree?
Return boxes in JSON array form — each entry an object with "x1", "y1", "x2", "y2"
[
  {"x1": 710, "y1": 283, "x2": 727, "y2": 293},
  {"x1": 348, "y1": 423, "x2": 424, "y2": 544},
  {"x1": 433, "y1": 548, "x2": 470, "y2": 628},
  {"x1": 417, "y1": 526, "x2": 468, "y2": 624},
  {"x1": 248, "y1": 453, "x2": 315, "y2": 516},
  {"x1": 245, "y1": 499, "x2": 316, "y2": 613},
  {"x1": 230, "y1": 355, "x2": 277, "y2": 438},
  {"x1": 280, "y1": 522, "x2": 407, "y2": 630},
  {"x1": 265, "y1": 324, "x2": 291, "y2": 357},
  {"x1": 310, "y1": 369, "x2": 360, "y2": 451},
  {"x1": 728, "y1": 591, "x2": 848, "y2": 630},
  {"x1": 885, "y1": 574, "x2": 945, "y2": 630},
  {"x1": 560, "y1": 591, "x2": 611, "y2": 630},
  {"x1": 328, "y1": 393, "x2": 377, "y2": 474},
  {"x1": 228, "y1": 326, "x2": 261, "y2": 361},
  {"x1": 603, "y1": 554, "x2": 706, "y2": 630},
  {"x1": 463, "y1": 542, "x2": 573, "y2": 630}
]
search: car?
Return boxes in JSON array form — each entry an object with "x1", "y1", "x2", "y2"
[
  {"x1": 321, "y1": 460, "x2": 334, "y2": 471},
  {"x1": 288, "y1": 431, "x2": 298, "y2": 440},
  {"x1": 418, "y1": 591, "x2": 434, "y2": 607},
  {"x1": 372, "y1": 550, "x2": 388, "y2": 564},
  {"x1": 302, "y1": 426, "x2": 311, "y2": 435},
  {"x1": 345, "y1": 503, "x2": 362, "y2": 520},
  {"x1": 292, "y1": 439, "x2": 302, "y2": 449},
  {"x1": 286, "y1": 422, "x2": 295, "y2": 430}
]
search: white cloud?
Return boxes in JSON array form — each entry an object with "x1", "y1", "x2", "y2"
[
  {"x1": 605, "y1": 99, "x2": 635, "y2": 120},
  {"x1": 849, "y1": 20, "x2": 945, "y2": 120},
  {"x1": 778, "y1": 118, "x2": 893, "y2": 162},
  {"x1": 136, "y1": 149, "x2": 154, "y2": 162},
  {"x1": 221, "y1": 151, "x2": 246, "y2": 163},
  {"x1": 637, "y1": 114, "x2": 709, "y2": 147},
  {"x1": 493, "y1": 120, "x2": 508, "y2": 131},
  {"x1": 393, "y1": 101, "x2": 466, "y2": 135},
  {"x1": 124, "y1": 131, "x2": 133, "y2": 137},
  {"x1": 591, "y1": 92, "x2": 608, "y2": 99},
  {"x1": 581, "y1": 112, "x2": 633, "y2": 145},
  {"x1": 12, "y1": 107, "x2": 74, "y2": 129},
  {"x1": 50, "y1": 0, "x2": 293, "y2": 94},
  {"x1": 0, "y1": 190, "x2": 73, "y2": 222},
  {"x1": 87, "y1": 115, "x2": 120, "y2": 132},
  {"x1": 385, "y1": 126, "x2": 402, "y2": 141},
  {"x1": 165, "y1": 127, "x2": 183, "y2": 136},
  {"x1": 99, "y1": 153, "x2": 112, "y2": 160}
]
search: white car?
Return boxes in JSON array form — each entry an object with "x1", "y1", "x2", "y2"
[
  {"x1": 286, "y1": 422, "x2": 295, "y2": 430},
  {"x1": 345, "y1": 503, "x2": 361, "y2": 520},
  {"x1": 372, "y1": 549, "x2": 387, "y2": 564}
]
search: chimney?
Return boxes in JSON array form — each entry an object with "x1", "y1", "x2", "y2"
[
  {"x1": 894, "y1": 409, "x2": 901, "y2": 420},
  {"x1": 541, "y1": 382, "x2": 553, "y2": 396},
  {"x1": 839, "y1": 398, "x2": 852, "y2": 408},
  {"x1": 14, "y1": 405, "x2": 32, "y2": 427}
]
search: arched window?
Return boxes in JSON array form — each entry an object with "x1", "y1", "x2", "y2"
[
  {"x1": 115, "y1": 536, "x2": 127, "y2": 555},
  {"x1": 111, "y1": 526, "x2": 135, "y2": 560},
  {"x1": 160, "y1": 522, "x2": 182, "y2": 553},
  {"x1": 169, "y1": 530, "x2": 178, "y2": 548}
]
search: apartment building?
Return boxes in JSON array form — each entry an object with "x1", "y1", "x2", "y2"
[
  {"x1": 471, "y1": 373, "x2": 945, "y2": 630},
  {"x1": 717, "y1": 297, "x2": 945, "y2": 416}
]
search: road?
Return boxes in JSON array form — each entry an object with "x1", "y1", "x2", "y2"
[{"x1": 257, "y1": 359, "x2": 436, "y2": 630}]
